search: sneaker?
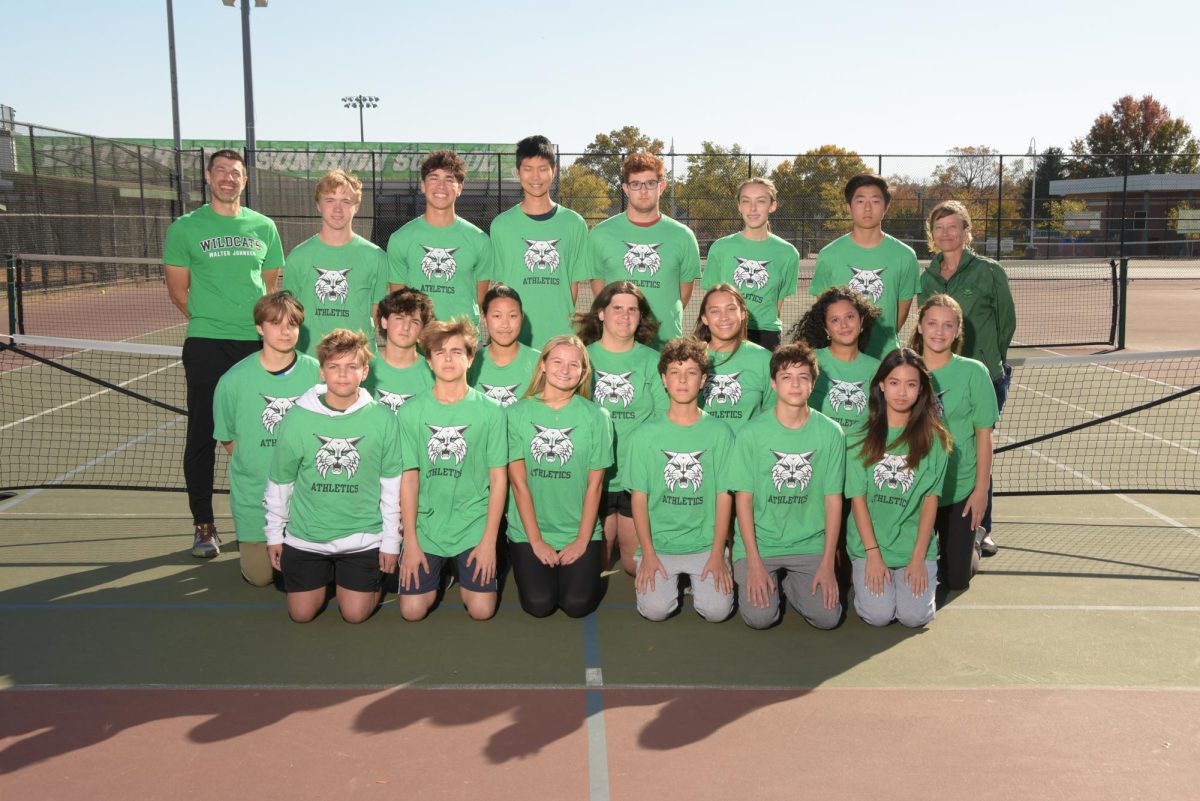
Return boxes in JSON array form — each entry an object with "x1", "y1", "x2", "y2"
[
  {"x1": 191, "y1": 522, "x2": 222, "y2": 558},
  {"x1": 978, "y1": 528, "x2": 998, "y2": 557}
]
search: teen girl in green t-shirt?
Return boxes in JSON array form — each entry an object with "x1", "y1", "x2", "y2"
[{"x1": 693, "y1": 284, "x2": 775, "y2": 433}]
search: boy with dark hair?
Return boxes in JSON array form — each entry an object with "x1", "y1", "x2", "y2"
[
  {"x1": 388, "y1": 150, "x2": 491, "y2": 326},
  {"x1": 164, "y1": 147, "x2": 285, "y2": 558},
  {"x1": 588, "y1": 152, "x2": 701, "y2": 348},
  {"x1": 282, "y1": 169, "x2": 389, "y2": 355},
  {"x1": 214, "y1": 291, "x2": 321, "y2": 584},
  {"x1": 483, "y1": 135, "x2": 590, "y2": 348},
  {"x1": 625, "y1": 336, "x2": 735, "y2": 622},
  {"x1": 263, "y1": 328, "x2": 404, "y2": 624},
  {"x1": 397, "y1": 318, "x2": 508, "y2": 621},
  {"x1": 729, "y1": 342, "x2": 845, "y2": 630},
  {"x1": 810, "y1": 173, "x2": 919, "y2": 359},
  {"x1": 366, "y1": 287, "x2": 435, "y2": 413}
]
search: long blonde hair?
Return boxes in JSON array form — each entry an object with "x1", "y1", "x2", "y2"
[{"x1": 524, "y1": 335, "x2": 593, "y2": 401}]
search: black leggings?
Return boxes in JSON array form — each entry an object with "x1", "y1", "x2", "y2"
[
  {"x1": 936, "y1": 499, "x2": 977, "y2": 591},
  {"x1": 508, "y1": 540, "x2": 604, "y2": 618}
]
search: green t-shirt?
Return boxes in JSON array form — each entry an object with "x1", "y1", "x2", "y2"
[
  {"x1": 588, "y1": 214, "x2": 701, "y2": 347},
  {"x1": 701, "y1": 232, "x2": 800, "y2": 333},
  {"x1": 812, "y1": 348, "x2": 881, "y2": 433},
  {"x1": 163, "y1": 204, "x2": 285, "y2": 340},
  {"x1": 363, "y1": 353, "x2": 434, "y2": 414},
  {"x1": 846, "y1": 428, "x2": 948, "y2": 567},
  {"x1": 397, "y1": 388, "x2": 508, "y2": 557},
  {"x1": 386, "y1": 216, "x2": 490, "y2": 325},
  {"x1": 484, "y1": 204, "x2": 589, "y2": 348},
  {"x1": 467, "y1": 344, "x2": 541, "y2": 408},
  {"x1": 506, "y1": 394, "x2": 614, "y2": 548},
  {"x1": 213, "y1": 352, "x2": 321, "y2": 542},
  {"x1": 587, "y1": 341, "x2": 669, "y2": 492},
  {"x1": 728, "y1": 411, "x2": 846, "y2": 561},
  {"x1": 700, "y1": 342, "x2": 776, "y2": 431},
  {"x1": 281, "y1": 234, "x2": 389, "y2": 355},
  {"x1": 625, "y1": 412, "x2": 734, "y2": 556},
  {"x1": 268, "y1": 395, "x2": 404, "y2": 544},
  {"x1": 930, "y1": 353, "x2": 999, "y2": 505},
  {"x1": 810, "y1": 233, "x2": 919, "y2": 359}
]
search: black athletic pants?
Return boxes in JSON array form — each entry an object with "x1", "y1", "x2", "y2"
[
  {"x1": 182, "y1": 337, "x2": 262, "y2": 524},
  {"x1": 508, "y1": 540, "x2": 604, "y2": 618},
  {"x1": 936, "y1": 498, "x2": 977, "y2": 591}
]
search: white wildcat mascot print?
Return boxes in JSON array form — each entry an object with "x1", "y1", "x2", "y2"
[
  {"x1": 703, "y1": 372, "x2": 743, "y2": 405},
  {"x1": 260, "y1": 394, "x2": 301, "y2": 433},
  {"x1": 426, "y1": 425, "x2": 469, "y2": 465},
  {"x1": 771, "y1": 450, "x2": 814, "y2": 492},
  {"x1": 314, "y1": 435, "x2": 363, "y2": 479},
  {"x1": 732, "y1": 258, "x2": 770, "y2": 290},
  {"x1": 827, "y1": 379, "x2": 867, "y2": 416},
  {"x1": 523, "y1": 239, "x2": 561, "y2": 273},
  {"x1": 594, "y1": 371, "x2": 635, "y2": 407},
  {"x1": 663, "y1": 451, "x2": 705, "y2": 492},
  {"x1": 376, "y1": 390, "x2": 414, "y2": 413},
  {"x1": 873, "y1": 453, "x2": 915, "y2": 492},
  {"x1": 930, "y1": 389, "x2": 948, "y2": 419},
  {"x1": 529, "y1": 424, "x2": 575, "y2": 464},
  {"x1": 420, "y1": 246, "x2": 458, "y2": 281},
  {"x1": 481, "y1": 384, "x2": 520, "y2": 408},
  {"x1": 313, "y1": 267, "x2": 351, "y2": 304},
  {"x1": 623, "y1": 242, "x2": 661, "y2": 276},
  {"x1": 847, "y1": 266, "x2": 885, "y2": 302}
]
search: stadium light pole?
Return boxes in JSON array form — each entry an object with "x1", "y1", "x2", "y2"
[
  {"x1": 222, "y1": 0, "x2": 267, "y2": 206},
  {"x1": 1027, "y1": 137, "x2": 1037, "y2": 256},
  {"x1": 165, "y1": 0, "x2": 186, "y2": 213},
  {"x1": 342, "y1": 95, "x2": 379, "y2": 143}
]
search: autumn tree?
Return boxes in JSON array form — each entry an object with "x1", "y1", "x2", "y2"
[
  {"x1": 1016, "y1": 145, "x2": 1069, "y2": 230},
  {"x1": 769, "y1": 145, "x2": 869, "y2": 239},
  {"x1": 557, "y1": 163, "x2": 614, "y2": 227},
  {"x1": 669, "y1": 142, "x2": 765, "y2": 245},
  {"x1": 1069, "y1": 94, "x2": 1199, "y2": 176},
  {"x1": 574, "y1": 126, "x2": 665, "y2": 190}
]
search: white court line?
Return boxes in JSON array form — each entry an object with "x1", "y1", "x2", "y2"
[
  {"x1": 949, "y1": 605, "x2": 1200, "y2": 611},
  {"x1": 0, "y1": 360, "x2": 181, "y2": 431}
]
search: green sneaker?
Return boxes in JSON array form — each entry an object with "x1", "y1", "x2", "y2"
[{"x1": 192, "y1": 522, "x2": 222, "y2": 558}]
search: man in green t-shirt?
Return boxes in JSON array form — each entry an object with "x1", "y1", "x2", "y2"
[
  {"x1": 588, "y1": 152, "x2": 701, "y2": 348},
  {"x1": 364, "y1": 287, "x2": 435, "y2": 413},
  {"x1": 214, "y1": 292, "x2": 320, "y2": 585},
  {"x1": 626, "y1": 337, "x2": 735, "y2": 623},
  {"x1": 484, "y1": 135, "x2": 590, "y2": 348},
  {"x1": 387, "y1": 150, "x2": 490, "y2": 326},
  {"x1": 282, "y1": 169, "x2": 389, "y2": 355},
  {"x1": 263, "y1": 329, "x2": 404, "y2": 624},
  {"x1": 810, "y1": 174, "x2": 919, "y2": 359},
  {"x1": 164, "y1": 148, "x2": 285, "y2": 560}
]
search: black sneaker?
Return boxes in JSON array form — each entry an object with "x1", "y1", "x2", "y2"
[{"x1": 191, "y1": 522, "x2": 222, "y2": 558}]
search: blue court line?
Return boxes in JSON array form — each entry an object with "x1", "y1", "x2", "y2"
[{"x1": 582, "y1": 612, "x2": 611, "y2": 801}]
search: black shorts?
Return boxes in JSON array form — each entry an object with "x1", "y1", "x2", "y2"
[
  {"x1": 398, "y1": 547, "x2": 498, "y2": 595},
  {"x1": 747, "y1": 329, "x2": 781, "y2": 351},
  {"x1": 599, "y1": 488, "x2": 632, "y2": 519},
  {"x1": 281, "y1": 544, "x2": 382, "y2": 593}
]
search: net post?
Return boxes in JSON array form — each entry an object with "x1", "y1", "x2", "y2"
[
  {"x1": 1116, "y1": 257, "x2": 1129, "y2": 349},
  {"x1": 5, "y1": 254, "x2": 17, "y2": 336}
]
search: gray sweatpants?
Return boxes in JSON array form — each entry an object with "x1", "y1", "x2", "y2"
[
  {"x1": 635, "y1": 552, "x2": 734, "y2": 623},
  {"x1": 733, "y1": 554, "x2": 843, "y2": 630},
  {"x1": 851, "y1": 558, "x2": 937, "y2": 628}
]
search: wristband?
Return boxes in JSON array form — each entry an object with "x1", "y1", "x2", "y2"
[{"x1": 865, "y1": 546, "x2": 879, "y2": 552}]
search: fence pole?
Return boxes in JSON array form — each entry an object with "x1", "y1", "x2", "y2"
[
  {"x1": 137, "y1": 144, "x2": 149, "y2": 258},
  {"x1": 996, "y1": 154, "x2": 1004, "y2": 259},
  {"x1": 1117, "y1": 154, "x2": 1129, "y2": 261},
  {"x1": 1116, "y1": 257, "x2": 1129, "y2": 349},
  {"x1": 5, "y1": 254, "x2": 17, "y2": 336}
]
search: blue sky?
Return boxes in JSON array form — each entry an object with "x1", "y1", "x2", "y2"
[{"x1": 6, "y1": 0, "x2": 1199, "y2": 160}]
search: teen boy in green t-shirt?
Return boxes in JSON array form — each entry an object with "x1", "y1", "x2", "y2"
[
  {"x1": 164, "y1": 148, "x2": 285, "y2": 559},
  {"x1": 364, "y1": 287, "x2": 435, "y2": 413},
  {"x1": 387, "y1": 150, "x2": 491, "y2": 326},
  {"x1": 263, "y1": 329, "x2": 404, "y2": 624},
  {"x1": 214, "y1": 292, "x2": 320, "y2": 587},
  {"x1": 626, "y1": 337, "x2": 735, "y2": 623},
  {"x1": 397, "y1": 318, "x2": 508, "y2": 621},
  {"x1": 589, "y1": 152, "x2": 701, "y2": 348},
  {"x1": 282, "y1": 169, "x2": 389, "y2": 355},
  {"x1": 810, "y1": 174, "x2": 919, "y2": 359},
  {"x1": 484, "y1": 135, "x2": 590, "y2": 349},
  {"x1": 729, "y1": 342, "x2": 846, "y2": 630}
]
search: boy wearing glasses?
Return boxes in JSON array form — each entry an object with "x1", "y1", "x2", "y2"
[{"x1": 588, "y1": 152, "x2": 701, "y2": 348}]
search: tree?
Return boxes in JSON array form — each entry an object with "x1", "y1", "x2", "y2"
[
  {"x1": 1069, "y1": 94, "x2": 1200, "y2": 176},
  {"x1": 557, "y1": 163, "x2": 613, "y2": 227},
  {"x1": 1048, "y1": 199, "x2": 1090, "y2": 237},
  {"x1": 930, "y1": 146, "x2": 1001, "y2": 204},
  {"x1": 769, "y1": 145, "x2": 869, "y2": 240},
  {"x1": 1167, "y1": 203, "x2": 1200, "y2": 242},
  {"x1": 672, "y1": 142, "x2": 765, "y2": 244},
  {"x1": 1016, "y1": 145, "x2": 1069, "y2": 228},
  {"x1": 574, "y1": 126, "x2": 665, "y2": 190}
]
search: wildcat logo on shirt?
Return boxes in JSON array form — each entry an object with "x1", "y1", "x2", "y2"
[
  {"x1": 827, "y1": 379, "x2": 867, "y2": 415},
  {"x1": 733, "y1": 258, "x2": 770, "y2": 290},
  {"x1": 523, "y1": 239, "x2": 561, "y2": 273},
  {"x1": 426, "y1": 425, "x2": 469, "y2": 464},
  {"x1": 420, "y1": 246, "x2": 457, "y2": 281},
  {"x1": 481, "y1": 383, "x2": 520, "y2": 407},
  {"x1": 314, "y1": 435, "x2": 363, "y2": 479},
  {"x1": 623, "y1": 243, "x2": 661, "y2": 276},
  {"x1": 594, "y1": 371, "x2": 635, "y2": 407},
  {"x1": 847, "y1": 266, "x2": 886, "y2": 301},
  {"x1": 930, "y1": 389, "x2": 948, "y2": 419},
  {"x1": 663, "y1": 451, "x2": 704, "y2": 492},
  {"x1": 376, "y1": 390, "x2": 414, "y2": 413},
  {"x1": 771, "y1": 450, "x2": 814, "y2": 492},
  {"x1": 313, "y1": 267, "x2": 351, "y2": 304},
  {"x1": 260, "y1": 394, "x2": 301, "y2": 433},
  {"x1": 873, "y1": 453, "x2": 915, "y2": 492},
  {"x1": 530, "y1": 424, "x2": 575, "y2": 464},
  {"x1": 703, "y1": 372, "x2": 742, "y2": 405}
]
